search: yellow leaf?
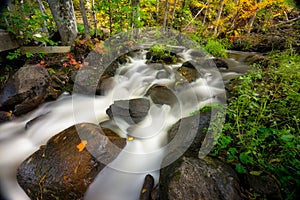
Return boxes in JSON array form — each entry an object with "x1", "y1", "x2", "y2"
[
  {"x1": 127, "y1": 137, "x2": 134, "y2": 141},
  {"x1": 141, "y1": 188, "x2": 147, "y2": 193},
  {"x1": 76, "y1": 140, "x2": 87, "y2": 152}
]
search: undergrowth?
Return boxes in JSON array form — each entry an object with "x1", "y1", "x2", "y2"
[{"x1": 211, "y1": 50, "x2": 300, "y2": 199}]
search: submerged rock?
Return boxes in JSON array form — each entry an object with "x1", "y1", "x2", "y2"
[
  {"x1": 106, "y1": 98, "x2": 150, "y2": 125},
  {"x1": 0, "y1": 65, "x2": 50, "y2": 115},
  {"x1": 17, "y1": 123, "x2": 126, "y2": 200},
  {"x1": 159, "y1": 156, "x2": 241, "y2": 200}
]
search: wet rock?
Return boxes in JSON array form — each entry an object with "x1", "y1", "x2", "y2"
[
  {"x1": 150, "y1": 185, "x2": 160, "y2": 200},
  {"x1": 213, "y1": 58, "x2": 228, "y2": 70},
  {"x1": 177, "y1": 61, "x2": 199, "y2": 82},
  {"x1": 160, "y1": 156, "x2": 241, "y2": 200},
  {"x1": 242, "y1": 174, "x2": 283, "y2": 200},
  {"x1": 146, "y1": 50, "x2": 177, "y2": 65},
  {"x1": 146, "y1": 85, "x2": 178, "y2": 106},
  {"x1": 106, "y1": 98, "x2": 150, "y2": 125},
  {"x1": 244, "y1": 54, "x2": 273, "y2": 68},
  {"x1": 0, "y1": 111, "x2": 15, "y2": 123},
  {"x1": 167, "y1": 110, "x2": 211, "y2": 157},
  {"x1": 17, "y1": 123, "x2": 126, "y2": 200},
  {"x1": 0, "y1": 65, "x2": 50, "y2": 115},
  {"x1": 139, "y1": 174, "x2": 154, "y2": 200},
  {"x1": 189, "y1": 49, "x2": 207, "y2": 58}
]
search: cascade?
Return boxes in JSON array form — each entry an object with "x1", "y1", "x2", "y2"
[{"x1": 0, "y1": 30, "x2": 252, "y2": 199}]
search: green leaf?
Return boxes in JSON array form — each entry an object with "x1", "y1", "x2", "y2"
[
  {"x1": 250, "y1": 171, "x2": 263, "y2": 176},
  {"x1": 239, "y1": 152, "x2": 253, "y2": 164},
  {"x1": 235, "y1": 163, "x2": 247, "y2": 174},
  {"x1": 280, "y1": 134, "x2": 295, "y2": 142}
]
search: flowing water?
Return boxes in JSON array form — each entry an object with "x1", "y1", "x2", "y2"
[{"x1": 0, "y1": 48, "x2": 253, "y2": 200}]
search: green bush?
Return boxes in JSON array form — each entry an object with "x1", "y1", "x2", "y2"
[
  {"x1": 204, "y1": 39, "x2": 228, "y2": 58},
  {"x1": 211, "y1": 50, "x2": 300, "y2": 199}
]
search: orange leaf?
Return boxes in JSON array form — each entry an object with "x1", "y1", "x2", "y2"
[{"x1": 76, "y1": 140, "x2": 87, "y2": 152}]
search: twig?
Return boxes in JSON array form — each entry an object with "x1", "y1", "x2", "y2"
[
  {"x1": 274, "y1": 16, "x2": 300, "y2": 27},
  {"x1": 182, "y1": 5, "x2": 206, "y2": 31}
]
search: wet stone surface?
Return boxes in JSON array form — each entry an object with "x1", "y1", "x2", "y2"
[
  {"x1": 17, "y1": 123, "x2": 126, "y2": 200},
  {"x1": 0, "y1": 65, "x2": 50, "y2": 116}
]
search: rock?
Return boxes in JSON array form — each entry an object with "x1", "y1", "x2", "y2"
[
  {"x1": 242, "y1": 174, "x2": 283, "y2": 200},
  {"x1": 177, "y1": 61, "x2": 199, "y2": 82},
  {"x1": 189, "y1": 49, "x2": 207, "y2": 58},
  {"x1": 150, "y1": 185, "x2": 160, "y2": 200},
  {"x1": 146, "y1": 51, "x2": 177, "y2": 65},
  {"x1": 160, "y1": 156, "x2": 242, "y2": 200},
  {"x1": 0, "y1": 65, "x2": 50, "y2": 115},
  {"x1": 106, "y1": 98, "x2": 150, "y2": 125},
  {"x1": 146, "y1": 85, "x2": 178, "y2": 106},
  {"x1": 17, "y1": 123, "x2": 126, "y2": 200},
  {"x1": 139, "y1": 174, "x2": 155, "y2": 200},
  {"x1": 244, "y1": 54, "x2": 273, "y2": 68},
  {"x1": 167, "y1": 110, "x2": 211, "y2": 157},
  {"x1": 0, "y1": 111, "x2": 15, "y2": 123},
  {"x1": 213, "y1": 58, "x2": 228, "y2": 70}
]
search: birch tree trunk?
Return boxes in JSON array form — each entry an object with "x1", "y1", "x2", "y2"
[
  {"x1": 47, "y1": 0, "x2": 78, "y2": 45},
  {"x1": 92, "y1": 0, "x2": 97, "y2": 36},
  {"x1": 131, "y1": 0, "x2": 140, "y2": 37},
  {"x1": 37, "y1": 0, "x2": 48, "y2": 33},
  {"x1": 79, "y1": 0, "x2": 90, "y2": 39},
  {"x1": 163, "y1": 0, "x2": 169, "y2": 30},
  {"x1": 214, "y1": 0, "x2": 224, "y2": 36}
]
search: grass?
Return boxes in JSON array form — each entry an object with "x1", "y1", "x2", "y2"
[{"x1": 210, "y1": 50, "x2": 300, "y2": 199}]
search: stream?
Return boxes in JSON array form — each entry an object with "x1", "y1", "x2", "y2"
[{"x1": 0, "y1": 32, "x2": 255, "y2": 200}]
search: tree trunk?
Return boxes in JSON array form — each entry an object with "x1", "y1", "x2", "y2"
[
  {"x1": 214, "y1": 0, "x2": 224, "y2": 36},
  {"x1": 163, "y1": 0, "x2": 169, "y2": 30},
  {"x1": 79, "y1": 0, "x2": 90, "y2": 39},
  {"x1": 131, "y1": 0, "x2": 140, "y2": 37},
  {"x1": 47, "y1": 0, "x2": 78, "y2": 45},
  {"x1": 169, "y1": 0, "x2": 177, "y2": 29},
  {"x1": 203, "y1": 0, "x2": 210, "y2": 24},
  {"x1": 92, "y1": 0, "x2": 97, "y2": 36},
  {"x1": 108, "y1": 0, "x2": 112, "y2": 36},
  {"x1": 37, "y1": 0, "x2": 48, "y2": 34},
  {"x1": 156, "y1": 0, "x2": 160, "y2": 22},
  {"x1": 131, "y1": 0, "x2": 140, "y2": 29},
  {"x1": 247, "y1": 0, "x2": 262, "y2": 34}
]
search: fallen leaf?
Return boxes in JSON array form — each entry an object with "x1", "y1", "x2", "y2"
[
  {"x1": 76, "y1": 140, "x2": 88, "y2": 152},
  {"x1": 127, "y1": 137, "x2": 134, "y2": 141},
  {"x1": 141, "y1": 188, "x2": 147, "y2": 193}
]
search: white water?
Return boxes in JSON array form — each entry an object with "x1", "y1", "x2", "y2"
[{"x1": 0, "y1": 50, "x2": 228, "y2": 200}]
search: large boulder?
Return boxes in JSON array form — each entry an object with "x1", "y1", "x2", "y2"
[
  {"x1": 0, "y1": 65, "x2": 50, "y2": 115},
  {"x1": 167, "y1": 110, "x2": 211, "y2": 157},
  {"x1": 159, "y1": 156, "x2": 242, "y2": 200},
  {"x1": 17, "y1": 123, "x2": 126, "y2": 200}
]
